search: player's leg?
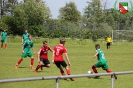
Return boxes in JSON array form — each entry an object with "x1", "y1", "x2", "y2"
[
  {"x1": 92, "y1": 62, "x2": 101, "y2": 78},
  {"x1": 55, "y1": 61, "x2": 65, "y2": 76},
  {"x1": 34, "y1": 59, "x2": 43, "y2": 73},
  {"x1": 105, "y1": 69, "x2": 117, "y2": 79},
  {"x1": 29, "y1": 52, "x2": 34, "y2": 69},
  {"x1": 30, "y1": 56, "x2": 34, "y2": 69},
  {"x1": 4, "y1": 43, "x2": 7, "y2": 48},
  {"x1": 101, "y1": 61, "x2": 117, "y2": 79},
  {"x1": 41, "y1": 59, "x2": 51, "y2": 69},
  {"x1": 107, "y1": 43, "x2": 109, "y2": 49},
  {"x1": 15, "y1": 58, "x2": 23, "y2": 68},
  {"x1": 106, "y1": 69, "x2": 112, "y2": 72},
  {"x1": 62, "y1": 61, "x2": 74, "y2": 81},
  {"x1": 4, "y1": 42, "x2": 7, "y2": 48},
  {"x1": 92, "y1": 65, "x2": 98, "y2": 73},
  {"x1": 108, "y1": 43, "x2": 110, "y2": 48},
  {"x1": 1, "y1": 40, "x2": 4, "y2": 48},
  {"x1": 14, "y1": 53, "x2": 26, "y2": 68},
  {"x1": 92, "y1": 62, "x2": 100, "y2": 73},
  {"x1": 4, "y1": 39, "x2": 7, "y2": 48},
  {"x1": 102, "y1": 61, "x2": 112, "y2": 73}
]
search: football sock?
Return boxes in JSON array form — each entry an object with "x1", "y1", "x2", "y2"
[
  {"x1": 35, "y1": 65, "x2": 41, "y2": 71},
  {"x1": 5, "y1": 43, "x2": 7, "y2": 48},
  {"x1": 60, "y1": 70, "x2": 65, "y2": 75},
  {"x1": 92, "y1": 65, "x2": 98, "y2": 73},
  {"x1": 31, "y1": 58, "x2": 34, "y2": 66},
  {"x1": 66, "y1": 69, "x2": 71, "y2": 75},
  {"x1": 106, "y1": 69, "x2": 112, "y2": 73},
  {"x1": 17, "y1": 58, "x2": 23, "y2": 65},
  {"x1": 1, "y1": 44, "x2": 3, "y2": 48}
]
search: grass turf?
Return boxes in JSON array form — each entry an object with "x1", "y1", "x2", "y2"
[{"x1": 0, "y1": 39, "x2": 133, "y2": 88}]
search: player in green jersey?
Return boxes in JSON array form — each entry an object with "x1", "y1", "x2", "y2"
[
  {"x1": 91, "y1": 44, "x2": 117, "y2": 79},
  {"x1": 22, "y1": 30, "x2": 29, "y2": 44},
  {"x1": 1, "y1": 29, "x2": 8, "y2": 48},
  {"x1": 15, "y1": 35, "x2": 35, "y2": 69}
]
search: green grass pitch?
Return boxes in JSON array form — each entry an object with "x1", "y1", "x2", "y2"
[{"x1": 0, "y1": 39, "x2": 133, "y2": 88}]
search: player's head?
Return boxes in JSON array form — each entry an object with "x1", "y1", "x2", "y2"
[
  {"x1": 60, "y1": 39, "x2": 66, "y2": 45},
  {"x1": 43, "y1": 41, "x2": 47, "y2": 46},
  {"x1": 25, "y1": 30, "x2": 28, "y2": 33},
  {"x1": 28, "y1": 34, "x2": 32, "y2": 40},
  {"x1": 95, "y1": 44, "x2": 100, "y2": 50},
  {"x1": 3, "y1": 29, "x2": 6, "y2": 32}
]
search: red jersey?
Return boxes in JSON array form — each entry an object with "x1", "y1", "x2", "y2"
[
  {"x1": 53, "y1": 44, "x2": 67, "y2": 61},
  {"x1": 38, "y1": 46, "x2": 51, "y2": 59}
]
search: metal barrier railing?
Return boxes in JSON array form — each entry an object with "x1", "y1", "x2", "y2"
[{"x1": 0, "y1": 71, "x2": 133, "y2": 88}]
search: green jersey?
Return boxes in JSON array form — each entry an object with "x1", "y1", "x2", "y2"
[
  {"x1": 22, "y1": 39, "x2": 34, "y2": 53},
  {"x1": 1, "y1": 32, "x2": 7, "y2": 39},
  {"x1": 96, "y1": 49, "x2": 106, "y2": 61},
  {"x1": 22, "y1": 33, "x2": 29, "y2": 42}
]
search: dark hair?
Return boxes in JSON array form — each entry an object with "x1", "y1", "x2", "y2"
[
  {"x1": 60, "y1": 39, "x2": 66, "y2": 44},
  {"x1": 43, "y1": 41, "x2": 47, "y2": 44},
  {"x1": 95, "y1": 44, "x2": 100, "y2": 49}
]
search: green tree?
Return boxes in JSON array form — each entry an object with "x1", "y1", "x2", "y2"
[
  {"x1": 58, "y1": 1, "x2": 81, "y2": 22},
  {"x1": 22, "y1": 0, "x2": 51, "y2": 26},
  {"x1": 84, "y1": 0, "x2": 104, "y2": 24},
  {"x1": 11, "y1": 0, "x2": 51, "y2": 35},
  {"x1": 0, "y1": 0, "x2": 18, "y2": 17},
  {"x1": 0, "y1": 18, "x2": 8, "y2": 30}
]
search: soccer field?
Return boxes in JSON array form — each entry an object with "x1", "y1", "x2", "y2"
[{"x1": 0, "y1": 39, "x2": 133, "y2": 88}]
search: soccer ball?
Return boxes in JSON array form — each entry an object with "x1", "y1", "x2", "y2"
[{"x1": 88, "y1": 70, "x2": 92, "y2": 74}]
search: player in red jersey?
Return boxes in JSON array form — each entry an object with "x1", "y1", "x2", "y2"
[
  {"x1": 52, "y1": 39, "x2": 74, "y2": 81},
  {"x1": 34, "y1": 41, "x2": 52, "y2": 73}
]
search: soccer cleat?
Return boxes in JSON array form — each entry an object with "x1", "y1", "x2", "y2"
[
  {"x1": 30, "y1": 66, "x2": 35, "y2": 70},
  {"x1": 114, "y1": 75, "x2": 117, "y2": 80},
  {"x1": 70, "y1": 78, "x2": 74, "y2": 81},
  {"x1": 64, "y1": 78, "x2": 67, "y2": 80},
  {"x1": 14, "y1": 65, "x2": 18, "y2": 69},
  {"x1": 34, "y1": 70, "x2": 38, "y2": 73},
  {"x1": 94, "y1": 76, "x2": 100, "y2": 79}
]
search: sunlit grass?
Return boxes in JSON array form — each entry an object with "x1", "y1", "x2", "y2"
[{"x1": 0, "y1": 39, "x2": 133, "y2": 88}]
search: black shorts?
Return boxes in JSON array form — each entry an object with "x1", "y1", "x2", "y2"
[
  {"x1": 40, "y1": 58, "x2": 50, "y2": 65},
  {"x1": 107, "y1": 43, "x2": 111, "y2": 46},
  {"x1": 54, "y1": 61, "x2": 67, "y2": 68}
]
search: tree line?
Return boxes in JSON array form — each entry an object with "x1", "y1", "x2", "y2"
[{"x1": 0, "y1": 0, "x2": 133, "y2": 41}]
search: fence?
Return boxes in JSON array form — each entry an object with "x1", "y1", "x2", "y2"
[
  {"x1": 112, "y1": 30, "x2": 133, "y2": 43},
  {"x1": 0, "y1": 71, "x2": 133, "y2": 88}
]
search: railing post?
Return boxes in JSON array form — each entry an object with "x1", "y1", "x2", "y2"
[
  {"x1": 56, "y1": 78, "x2": 59, "y2": 88},
  {"x1": 110, "y1": 75, "x2": 114, "y2": 88}
]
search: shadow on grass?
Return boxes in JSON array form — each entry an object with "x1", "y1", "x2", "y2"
[
  {"x1": 87, "y1": 77, "x2": 103, "y2": 79},
  {"x1": 18, "y1": 67, "x2": 27, "y2": 68}
]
